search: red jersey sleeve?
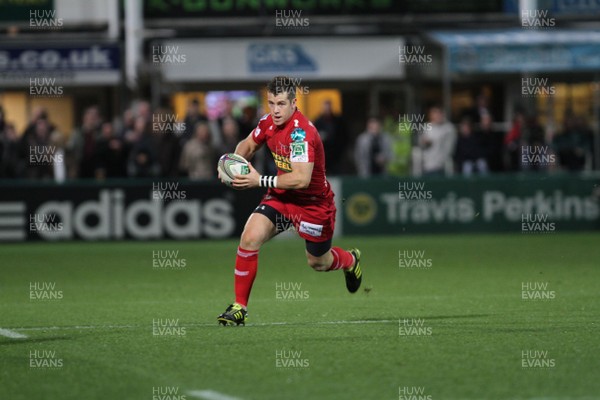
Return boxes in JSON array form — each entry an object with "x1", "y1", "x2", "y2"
[{"x1": 251, "y1": 114, "x2": 270, "y2": 146}]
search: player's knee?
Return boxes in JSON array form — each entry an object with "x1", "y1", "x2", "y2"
[
  {"x1": 240, "y1": 230, "x2": 263, "y2": 250},
  {"x1": 307, "y1": 256, "x2": 328, "y2": 271}
]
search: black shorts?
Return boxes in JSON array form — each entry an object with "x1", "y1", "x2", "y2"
[{"x1": 253, "y1": 204, "x2": 332, "y2": 257}]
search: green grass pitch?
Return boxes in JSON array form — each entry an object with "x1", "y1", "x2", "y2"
[{"x1": 1, "y1": 233, "x2": 599, "y2": 400}]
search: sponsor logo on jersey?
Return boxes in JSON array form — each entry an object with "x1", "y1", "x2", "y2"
[
  {"x1": 291, "y1": 127, "x2": 306, "y2": 142},
  {"x1": 299, "y1": 221, "x2": 323, "y2": 237},
  {"x1": 271, "y1": 151, "x2": 292, "y2": 172}
]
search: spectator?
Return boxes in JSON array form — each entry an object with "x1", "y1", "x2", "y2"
[
  {"x1": 314, "y1": 100, "x2": 346, "y2": 174},
  {"x1": 67, "y1": 106, "x2": 102, "y2": 179},
  {"x1": 216, "y1": 98, "x2": 235, "y2": 131},
  {"x1": 127, "y1": 116, "x2": 160, "y2": 178},
  {"x1": 575, "y1": 116, "x2": 594, "y2": 167},
  {"x1": 477, "y1": 113, "x2": 504, "y2": 172},
  {"x1": 238, "y1": 104, "x2": 258, "y2": 137},
  {"x1": 219, "y1": 116, "x2": 240, "y2": 155},
  {"x1": 504, "y1": 108, "x2": 525, "y2": 171},
  {"x1": 464, "y1": 93, "x2": 491, "y2": 124},
  {"x1": 383, "y1": 111, "x2": 411, "y2": 176},
  {"x1": 134, "y1": 100, "x2": 152, "y2": 122},
  {"x1": 18, "y1": 107, "x2": 53, "y2": 171},
  {"x1": 213, "y1": 97, "x2": 238, "y2": 149},
  {"x1": 419, "y1": 105, "x2": 456, "y2": 176},
  {"x1": 182, "y1": 98, "x2": 208, "y2": 144},
  {"x1": 454, "y1": 116, "x2": 488, "y2": 176},
  {"x1": 179, "y1": 121, "x2": 216, "y2": 179},
  {"x1": 49, "y1": 127, "x2": 67, "y2": 183},
  {"x1": 521, "y1": 113, "x2": 547, "y2": 171},
  {"x1": 554, "y1": 114, "x2": 592, "y2": 171},
  {"x1": 117, "y1": 108, "x2": 135, "y2": 139},
  {"x1": 354, "y1": 117, "x2": 393, "y2": 177},
  {"x1": 21, "y1": 106, "x2": 52, "y2": 144},
  {"x1": 152, "y1": 110, "x2": 182, "y2": 177},
  {"x1": 24, "y1": 118, "x2": 55, "y2": 180},
  {"x1": 1, "y1": 123, "x2": 20, "y2": 178},
  {"x1": 96, "y1": 122, "x2": 128, "y2": 179}
]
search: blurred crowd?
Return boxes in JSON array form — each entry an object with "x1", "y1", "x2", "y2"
[
  {"x1": 0, "y1": 98, "x2": 349, "y2": 181},
  {"x1": 356, "y1": 101, "x2": 596, "y2": 178},
  {"x1": 0, "y1": 99, "x2": 259, "y2": 181},
  {"x1": 0, "y1": 95, "x2": 596, "y2": 181}
]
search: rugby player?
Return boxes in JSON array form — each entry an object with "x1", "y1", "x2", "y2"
[{"x1": 217, "y1": 76, "x2": 362, "y2": 326}]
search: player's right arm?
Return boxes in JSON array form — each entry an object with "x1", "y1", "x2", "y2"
[
  {"x1": 234, "y1": 132, "x2": 262, "y2": 161},
  {"x1": 235, "y1": 114, "x2": 269, "y2": 160},
  {"x1": 217, "y1": 132, "x2": 262, "y2": 184},
  {"x1": 219, "y1": 114, "x2": 267, "y2": 183}
]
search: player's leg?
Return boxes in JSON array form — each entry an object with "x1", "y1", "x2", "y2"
[
  {"x1": 217, "y1": 210, "x2": 277, "y2": 326},
  {"x1": 304, "y1": 239, "x2": 334, "y2": 271},
  {"x1": 293, "y1": 198, "x2": 363, "y2": 293},
  {"x1": 304, "y1": 240, "x2": 363, "y2": 294},
  {"x1": 235, "y1": 212, "x2": 277, "y2": 306}
]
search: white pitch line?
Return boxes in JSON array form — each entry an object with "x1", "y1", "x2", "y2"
[
  {"x1": 187, "y1": 390, "x2": 244, "y2": 400},
  {"x1": 13, "y1": 324, "x2": 137, "y2": 331},
  {"x1": 446, "y1": 398, "x2": 597, "y2": 400},
  {"x1": 9, "y1": 319, "x2": 396, "y2": 332},
  {"x1": 247, "y1": 319, "x2": 397, "y2": 327},
  {"x1": 0, "y1": 328, "x2": 28, "y2": 339}
]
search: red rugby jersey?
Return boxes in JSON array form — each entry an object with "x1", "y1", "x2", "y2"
[{"x1": 251, "y1": 109, "x2": 332, "y2": 203}]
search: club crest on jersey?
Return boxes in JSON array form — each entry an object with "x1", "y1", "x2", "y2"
[
  {"x1": 291, "y1": 128, "x2": 306, "y2": 142},
  {"x1": 290, "y1": 141, "x2": 308, "y2": 162}
]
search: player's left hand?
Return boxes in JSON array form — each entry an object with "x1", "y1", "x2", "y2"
[{"x1": 232, "y1": 162, "x2": 260, "y2": 190}]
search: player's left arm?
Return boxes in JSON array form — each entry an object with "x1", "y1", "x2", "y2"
[
  {"x1": 233, "y1": 123, "x2": 316, "y2": 190},
  {"x1": 272, "y1": 161, "x2": 313, "y2": 189},
  {"x1": 232, "y1": 161, "x2": 313, "y2": 190}
]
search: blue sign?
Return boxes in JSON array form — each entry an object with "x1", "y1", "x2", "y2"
[
  {"x1": 431, "y1": 30, "x2": 600, "y2": 73},
  {"x1": 247, "y1": 43, "x2": 317, "y2": 73},
  {"x1": 0, "y1": 44, "x2": 120, "y2": 72}
]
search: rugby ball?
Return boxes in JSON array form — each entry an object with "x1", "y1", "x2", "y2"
[{"x1": 217, "y1": 153, "x2": 250, "y2": 186}]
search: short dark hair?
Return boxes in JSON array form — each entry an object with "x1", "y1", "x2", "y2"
[{"x1": 267, "y1": 76, "x2": 297, "y2": 101}]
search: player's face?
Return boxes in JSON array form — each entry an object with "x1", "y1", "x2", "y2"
[{"x1": 267, "y1": 92, "x2": 296, "y2": 126}]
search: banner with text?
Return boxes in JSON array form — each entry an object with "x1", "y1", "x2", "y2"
[
  {"x1": 0, "y1": 44, "x2": 121, "y2": 86},
  {"x1": 0, "y1": 181, "x2": 265, "y2": 241},
  {"x1": 342, "y1": 175, "x2": 600, "y2": 234}
]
